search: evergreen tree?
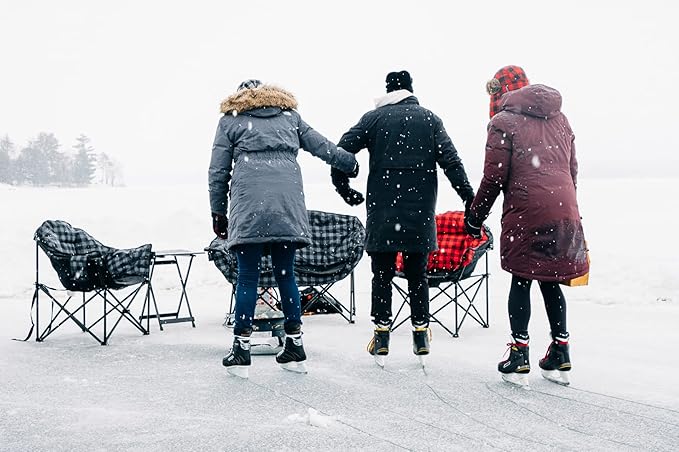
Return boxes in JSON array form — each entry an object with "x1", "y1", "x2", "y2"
[
  {"x1": 15, "y1": 133, "x2": 68, "y2": 185},
  {"x1": 72, "y1": 134, "x2": 96, "y2": 185},
  {"x1": 15, "y1": 140, "x2": 49, "y2": 185},
  {"x1": 97, "y1": 152, "x2": 121, "y2": 186},
  {"x1": 0, "y1": 135, "x2": 14, "y2": 184}
]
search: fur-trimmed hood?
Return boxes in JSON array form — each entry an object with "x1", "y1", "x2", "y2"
[{"x1": 220, "y1": 85, "x2": 298, "y2": 114}]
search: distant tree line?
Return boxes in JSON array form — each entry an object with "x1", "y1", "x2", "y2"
[{"x1": 0, "y1": 133, "x2": 123, "y2": 186}]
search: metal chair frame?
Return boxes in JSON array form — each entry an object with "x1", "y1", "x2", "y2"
[
  {"x1": 28, "y1": 243, "x2": 149, "y2": 345},
  {"x1": 391, "y1": 253, "x2": 490, "y2": 337}
]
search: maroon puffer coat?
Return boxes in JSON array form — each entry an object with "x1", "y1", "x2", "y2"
[{"x1": 469, "y1": 84, "x2": 589, "y2": 282}]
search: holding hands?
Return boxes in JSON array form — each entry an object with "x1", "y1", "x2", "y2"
[
  {"x1": 331, "y1": 166, "x2": 364, "y2": 206},
  {"x1": 339, "y1": 188, "x2": 365, "y2": 206},
  {"x1": 212, "y1": 212, "x2": 229, "y2": 239},
  {"x1": 464, "y1": 197, "x2": 482, "y2": 239}
]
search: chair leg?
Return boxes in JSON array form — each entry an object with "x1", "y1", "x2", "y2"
[
  {"x1": 349, "y1": 271, "x2": 355, "y2": 324},
  {"x1": 485, "y1": 253, "x2": 490, "y2": 328},
  {"x1": 82, "y1": 292, "x2": 87, "y2": 332},
  {"x1": 35, "y1": 243, "x2": 41, "y2": 342},
  {"x1": 389, "y1": 281, "x2": 411, "y2": 332},
  {"x1": 102, "y1": 290, "x2": 107, "y2": 345},
  {"x1": 454, "y1": 284, "x2": 459, "y2": 337}
]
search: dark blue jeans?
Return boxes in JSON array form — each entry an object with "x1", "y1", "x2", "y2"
[{"x1": 233, "y1": 243, "x2": 302, "y2": 336}]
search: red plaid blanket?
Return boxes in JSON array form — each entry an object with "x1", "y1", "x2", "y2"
[{"x1": 396, "y1": 211, "x2": 488, "y2": 273}]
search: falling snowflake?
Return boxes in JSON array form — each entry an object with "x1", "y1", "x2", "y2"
[
  {"x1": 531, "y1": 155, "x2": 541, "y2": 168},
  {"x1": 394, "y1": 223, "x2": 401, "y2": 232}
]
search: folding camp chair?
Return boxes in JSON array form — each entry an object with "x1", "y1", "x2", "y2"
[
  {"x1": 391, "y1": 211, "x2": 493, "y2": 337},
  {"x1": 207, "y1": 209, "x2": 366, "y2": 335},
  {"x1": 27, "y1": 220, "x2": 152, "y2": 345}
]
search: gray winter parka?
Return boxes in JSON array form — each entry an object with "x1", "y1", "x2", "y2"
[{"x1": 209, "y1": 85, "x2": 357, "y2": 250}]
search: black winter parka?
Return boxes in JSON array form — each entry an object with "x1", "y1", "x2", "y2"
[{"x1": 337, "y1": 96, "x2": 474, "y2": 253}]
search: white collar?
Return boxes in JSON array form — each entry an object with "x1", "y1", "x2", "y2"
[{"x1": 374, "y1": 89, "x2": 414, "y2": 108}]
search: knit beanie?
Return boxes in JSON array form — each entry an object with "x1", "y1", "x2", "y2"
[
  {"x1": 237, "y1": 79, "x2": 263, "y2": 91},
  {"x1": 386, "y1": 71, "x2": 413, "y2": 93},
  {"x1": 487, "y1": 66, "x2": 529, "y2": 118}
]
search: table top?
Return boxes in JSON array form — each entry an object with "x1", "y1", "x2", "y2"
[{"x1": 153, "y1": 249, "x2": 205, "y2": 257}]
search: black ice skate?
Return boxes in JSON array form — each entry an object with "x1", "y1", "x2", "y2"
[
  {"x1": 276, "y1": 333, "x2": 307, "y2": 374},
  {"x1": 412, "y1": 326, "x2": 431, "y2": 368},
  {"x1": 539, "y1": 336, "x2": 571, "y2": 386},
  {"x1": 367, "y1": 326, "x2": 390, "y2": 368},
  {"x1": 498, "y1": 340, "x2": 530, "y2": 388},
  {"x1": 223, "y1": 335, "x2": 251, "y2": 379}
]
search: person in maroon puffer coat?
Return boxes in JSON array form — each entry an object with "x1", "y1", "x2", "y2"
[{"x1": 466, "y1": 65, "x2": 589, "y2": 386}]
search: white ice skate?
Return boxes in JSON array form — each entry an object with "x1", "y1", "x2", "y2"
[
  {"x1": 541, "y1": 369, "x2": 570, "y2": 386},
  {"x1": 279, "y1": 361, "x2": 308, "y2": 374},
  {"x1": 501, "y1": 372, "x2": 530, "y2": 389},
  {"x1": 226, "y1": 366, "x2": 249, "y2": 379},
  {"x1": 418, "y1": 355, "x2": 427, "y2": 368},
  {"x1": 374, "y1": 355, "x2": 386, "y2": 369}
]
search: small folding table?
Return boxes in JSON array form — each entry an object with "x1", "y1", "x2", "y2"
[{"x1": 139, "y1": 249, "x2": 203, "y2": 331}]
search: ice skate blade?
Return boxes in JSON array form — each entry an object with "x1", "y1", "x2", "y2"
[
  {"x1": 541, "y1": 369, "x2": 570, "y2": 386},
  {"x1": 501, "y1": 372, "x2": 530, "y2": 388},
  {"x1": 226, "y1": 366, "x2": 249, "y2": 379},
  {"x1": 280, "y1": 361, "x2": 308, "y2": 374},
  {"x1": 418, "y1": 355, "x2": 427, "y2": 367},
  {"x1": 374, "y1": 355, "x2": 386, "y2": 368}
]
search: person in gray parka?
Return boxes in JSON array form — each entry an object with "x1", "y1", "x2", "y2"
[{"x1": 208, "y1": 79, "x2": 358, "y2": 378}]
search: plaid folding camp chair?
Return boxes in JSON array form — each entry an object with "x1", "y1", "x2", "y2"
[
  {"x1": 26, "y1": 220, "x2": 152, "y2": 345},
  {"x1": 207, "y1": 210, "x2": 366, "y2": 330},
  {"x1": 391, "y1": 211, "x2": 493, "y2": 337}
]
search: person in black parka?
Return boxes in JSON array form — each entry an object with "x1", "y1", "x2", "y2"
[{"x1": 333, "y1": 71, "x2": 475, "y2": 362}]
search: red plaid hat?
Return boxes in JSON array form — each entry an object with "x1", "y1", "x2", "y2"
[
  {"x1": 487, "y1": 66, "x2": 529, "y2": 118},
  {"x1": 396, "y1": 211, "x2": 488, "y2": 273}
]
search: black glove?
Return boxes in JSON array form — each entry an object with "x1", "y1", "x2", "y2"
[
  {"x1": 464, "y1": 215, "x2": 482, "y2": 239},
  {"x1": 464, "y1": 197, "x2": 474, "y2": 220},
  {"x1": 212, "y1": 213, "x2": 228, "y2": 239},
  {"x1": 347, "y1": 162, "x2": 359, "y2": 178},
  {"x1": 331, "y1": 167, "x2": 364, "y2": 206},
  {"x1": 339, "y1": 188, "x2": 364, "y2": 206}
]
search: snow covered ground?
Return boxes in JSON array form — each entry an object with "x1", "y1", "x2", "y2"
[{"x1": 1, "y1": 178, "x2": 678, "y2": 451}]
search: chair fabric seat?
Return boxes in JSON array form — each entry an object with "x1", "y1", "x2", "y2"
[
  {"x1": 35, "y1": 220, "x2": 152, "y2": 291},
  {"x1": 396, "y1": 211, "x2": 493, "y2": 285},
  {"x1": 207, "y1": 210, "x2": 365, "y2": 287}
]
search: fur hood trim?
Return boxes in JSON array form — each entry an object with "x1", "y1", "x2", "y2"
[{"x1": 220, "y1": 85, "x2": 298, "y2": 114}]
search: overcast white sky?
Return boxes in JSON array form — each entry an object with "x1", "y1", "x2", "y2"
[{"x1": 1, "y1": 0, "x2": 677, "y2": 186}]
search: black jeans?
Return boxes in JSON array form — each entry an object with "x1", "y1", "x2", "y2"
[
  {"x1": 508, "y1": 275, "x2": 567, "y2": 338},
  {"x1": 369, "y1": 252, "x2": 429, "y2": 327}
]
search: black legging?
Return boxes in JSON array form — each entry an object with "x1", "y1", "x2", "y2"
[
  {"x1": 369, "y1": 252, "x2": 429, "y2": 327},
  {"x1": 508, "y1": 275, "x2": 567, "y2": 338}
]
